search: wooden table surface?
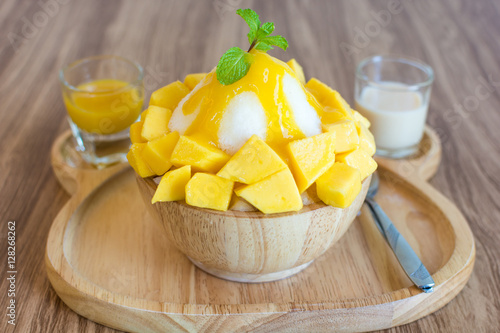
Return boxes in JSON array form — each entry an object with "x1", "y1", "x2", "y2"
[{"x1": 1, "y1": 0, "x2": 499, "y2": 332}]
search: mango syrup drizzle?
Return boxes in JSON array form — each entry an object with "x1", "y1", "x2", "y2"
[{"x1": 178, "y1": 51, "x2": 324, "y2": 158}]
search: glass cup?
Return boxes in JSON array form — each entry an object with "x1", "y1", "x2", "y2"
[
  {"x1": 354, "y1": 55, "x2": 434, "y2": 158},
  {"x1": 60, "y1": 55, "x2": 144, "y2": 167}
]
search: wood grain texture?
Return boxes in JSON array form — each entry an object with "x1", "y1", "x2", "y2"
[
  {"x1": 44, "y1": 132, "x2": 473, "y2": 332},
  {"x1": 1, "y1": 0, "x2": 499, "y2": 332}
]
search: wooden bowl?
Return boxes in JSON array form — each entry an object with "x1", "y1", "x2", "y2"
[{"x1": 136, "y1": 175, "x2": 371, "y2": 282}]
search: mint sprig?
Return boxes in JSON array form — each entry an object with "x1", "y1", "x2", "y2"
[
  {"x1": 216, "y1": 47, "x2": 252, "y2": 86},
  {"x1": 238, "y1": 8, "x2": 261, "y2": 44},
  {"x1": 216, "y1": 9, "x2": 288, "y2": 86}
]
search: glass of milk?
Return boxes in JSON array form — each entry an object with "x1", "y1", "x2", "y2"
[{"x1": 355, "y1": 55, "x2": 434, "y2": 158}]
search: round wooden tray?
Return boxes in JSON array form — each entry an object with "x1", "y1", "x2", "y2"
[{"x1": 46, "y1": 126, "x2": 475, "y2": 332}]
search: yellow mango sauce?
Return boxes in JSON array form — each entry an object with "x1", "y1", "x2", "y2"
[
  {"x1": 64, "y1": 79, "x2": 143, "y2": 134},
  {"x1": 178, "y1": 50, "x2": 325, "y2": 157}
]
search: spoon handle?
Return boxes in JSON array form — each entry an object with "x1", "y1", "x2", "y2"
[{"x1": 365, "y1": 197, "x2": 435, "y2": 293}]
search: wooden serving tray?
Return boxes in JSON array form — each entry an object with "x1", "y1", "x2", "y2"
[{"x1": 46, "y1": 127, "x2": 475, "y2": 332}]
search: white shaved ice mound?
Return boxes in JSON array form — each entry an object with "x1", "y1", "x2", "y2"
[
  {"x1": 218, "y1": 92, "x2": 268, "y2": 155},
  {"x1": 168, "y1": 77, "x2": 205, "y2": 134},
  {"x1": 282, "y1": 73, "x2": 322, "y2": 137}
]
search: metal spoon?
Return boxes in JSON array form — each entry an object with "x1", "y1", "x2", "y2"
[{"x1": 364, "y1": 172, "x2": 435, "y2": 293}]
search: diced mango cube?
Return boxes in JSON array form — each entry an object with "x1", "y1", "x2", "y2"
[
  {"x1": 321, "y1": 107, "x2": 352, "y2": 124},
  {"x1": 305, "y1": 78, "x2": 354, "y2": 120},
  {"x1": 287, "y1": 59, "x2": 306, "y2": 85},
  {"x1": 127, "y1": 143, "x2": 155, "y2": 178},
  {"x1": 130, "y1": 121, "x2": 146, "y2": 144},
  {"x1": 316, "y1": 162, "x2": 362, "y2": 209},
  {"x1": 336, "y1": 148, "x2": 377, "y2": 181},
  {"x1": 152, "y1": 165, "x2": 191, "y2": 203},
  {"x1": 170, "y1": 136, "x2": 230, "y2": 173},
  {"x1": 150, "y1": 81, "x2": 190, "y2": 110},
  {"x1": 352, "y1": 110, "x2": 371, "y2": 128},
  {"x1": 322, "y1": 120, "x2": 360, "y2": 154},
  {"x1": 141, "y1": 106, "x2": 172, "y2": 141},
  {"x1": 356, "y1": 121, "x2": 376, "y2": 156},
  {"x1": 235, "y1": 168, "x2": 303, "y2": 214},
  {"x1": 217, "y1": 135, "x2": 287, "y2": 184},
  {"x1": 287, "y1": 131, "x2": 336, "y2": 193},
  {"x1": 140, "y1": 109, "x2": 149, "y2": 121},
  {"x1": 185, "y1": 173, "x2": 234, "y2": 211},
  {"x1": 183, "y1": 73, "x2": 207, "y2": 90},
  {"x1": 142, "y1": 131, "x2": 180, "y2": 175}
]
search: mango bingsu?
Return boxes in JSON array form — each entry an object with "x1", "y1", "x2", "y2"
[{"x1": 128, "y1": 9, "x2": 377, "y2": 214}]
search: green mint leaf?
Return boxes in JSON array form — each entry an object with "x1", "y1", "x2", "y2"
[
  {"x1": 256, "y1": 22, "x2": 275, "y2": 39},
  {"x1": 216, "y1": 47, "x2": 253, "y2": 85},
  {"x1": 237, "y1": 9, "x2": 261, "y2": 44},
  {"x1": 254, "y1": 41, "x2": 273, "y2": 51},
  {"x1": 216, "y1": 9, "x2": 289, "y2": 85},
  {"x1": 258, "y1": 35, "x2": 288, "y2": 51}
]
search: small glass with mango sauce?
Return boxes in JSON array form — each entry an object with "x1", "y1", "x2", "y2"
[{"x1": 59, "y1": 55, "x2": 144, "y2": 167}]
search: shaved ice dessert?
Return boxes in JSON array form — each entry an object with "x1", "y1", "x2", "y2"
[{"x1": 128, "y1": 8, "x2": 379, "y2": 282}]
